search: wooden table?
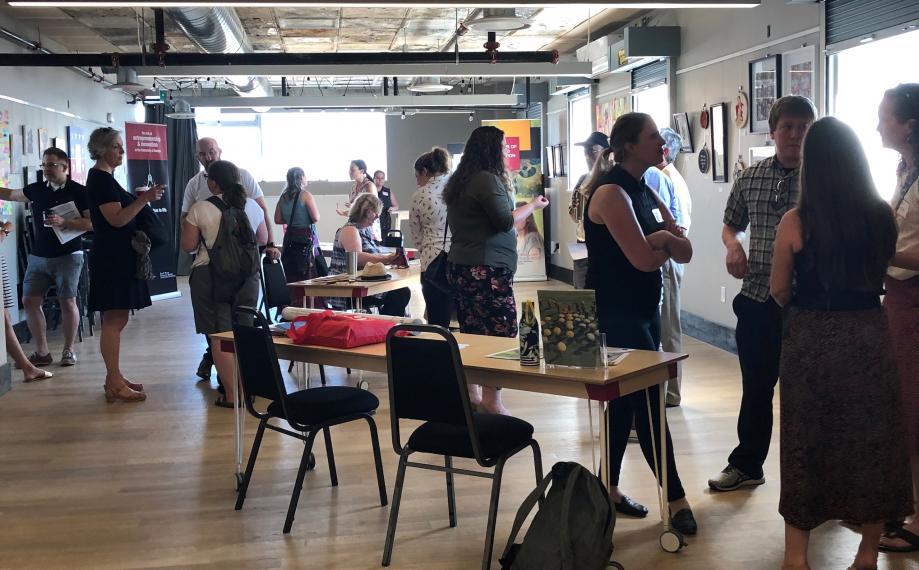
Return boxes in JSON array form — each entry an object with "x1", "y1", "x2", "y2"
[
  {"x1": 214, "y1": 329, "x2": 687, "y2": 551},
  {"x1": 288, "y1": 265, "x2": 421, "y2": 311}
]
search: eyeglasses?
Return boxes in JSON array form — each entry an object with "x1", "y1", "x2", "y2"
[
  {"x1": 40, "y1": 162, "x2": 66, "y2": 169},
  {"x1": 772, "y1": 174, "x2": 796, "y2": 211}
]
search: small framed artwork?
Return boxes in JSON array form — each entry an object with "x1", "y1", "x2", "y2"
[
  {"x1": 710, "y1": 102, "x2": 728, "y2": 183},
  {"x1": 749, "y1": 54, "x2": 782, "y2": 133},
  {"x1": 782, "y1": 45, "x2": 816, "y2": 101},
  {"x1": 748, "y1": 145, "x2": 775, "y2": 166},
  {"x1": 672, "y1": 112, "x2": 694, "y2": 153}
]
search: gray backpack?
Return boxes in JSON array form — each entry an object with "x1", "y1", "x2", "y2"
[
  {"x1": 204, "y1": 196, "x2": 259, "y2": 303},
  {"x1": 500, "y1": 462, "x2": 615, "y2": 570}
]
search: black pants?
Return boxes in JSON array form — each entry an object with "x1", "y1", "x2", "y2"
[
  {"x1": 421, "y1": 271, "x2": 454, "y2": 328},
  {"x1": 727, "y1": 293, "x2": 783, "y2": 479},
  {"x1": 363, "y1": 287, "x2": 411, "y2": 317},
  {"x1": 602, "y1": 314, "x2": 686, "y2": 502}
]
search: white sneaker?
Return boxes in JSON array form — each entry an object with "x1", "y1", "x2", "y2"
[{"x1": 60, "y1": 349, "x2": 77, "y2": 367}]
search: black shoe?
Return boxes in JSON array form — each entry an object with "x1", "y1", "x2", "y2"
[
  {"x1": 196, "y1": 354, "x2": 213, "y2": 381},
  {"x1": 670, "y1": 508, "x2": 697, "y2": 536},
  {"x1": 614, "y1": 495, "x2": 649, "y2": 518}
]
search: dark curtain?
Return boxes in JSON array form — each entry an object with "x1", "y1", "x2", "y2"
[{"x1": 146, "y1": 103, "x2": 199, "y2": 276}]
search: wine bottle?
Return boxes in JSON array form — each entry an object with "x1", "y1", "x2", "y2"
[{"x1": 519, "y1": 300, "x2": 541, "y2": 366}]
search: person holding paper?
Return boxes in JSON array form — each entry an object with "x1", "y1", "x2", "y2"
[{"x1": 0, "y1": 147, "x2": 91, "y2": 368}]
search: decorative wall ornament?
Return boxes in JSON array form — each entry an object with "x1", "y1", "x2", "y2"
[
  {"x1": 698, "y1": 145, "x2": 710, "y2": 174},
  {"x1": 734, "y1": 87, "x2": 749, "y2": 129},
  {"x1": 700, "y1": 103, "x2": 710, "y2": 130}
]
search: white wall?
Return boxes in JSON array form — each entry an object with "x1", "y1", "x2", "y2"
[
  {"x1": 546, "y1": 0, "x2": 821, "y2": 328},
  {"x1": 1, "y1": 12, "x2": 136, "y2": 326}
]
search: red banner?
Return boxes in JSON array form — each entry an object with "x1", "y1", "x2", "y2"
[
  {"x1": 126, "y1": 123, "x2": 167, "y2": 161},
  {"x1": 503, "y1": 136, "x2": 521, "y2": 171}
]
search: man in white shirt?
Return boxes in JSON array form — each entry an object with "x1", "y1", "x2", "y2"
[{"x1": 182, "y1": 137, "x2": 278, "y2": 381}]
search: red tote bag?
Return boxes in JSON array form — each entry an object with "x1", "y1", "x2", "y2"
[{"x1": 286, "y1": 310, "x2": 394, "y2": 348}]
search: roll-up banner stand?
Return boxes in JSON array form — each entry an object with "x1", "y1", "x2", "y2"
[{"x1": 124, "y1": 122, "x2": 179, "y2": 300}]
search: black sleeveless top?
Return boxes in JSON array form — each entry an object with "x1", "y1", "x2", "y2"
[
  {"x1": 791, "y1": 246, "x2": 882, "y2": 311},
  {"x1": 584, "y1": 165, "x2": 665, "y2": 320}
]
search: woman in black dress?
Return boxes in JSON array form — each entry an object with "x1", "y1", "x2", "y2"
[
  {"x1": 584, "y1": 113, "x2": 697, "y2": 535},
  {"x1": 85, "y1": 127, "x2": 164, "y2": 403}
]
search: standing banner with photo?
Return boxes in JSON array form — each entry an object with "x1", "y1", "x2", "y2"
[
  {"x1": 481, "y1": 118, "x2": 546, "y2": 282},
  {"x1": 124, "y1": 122, "x2": 178, "y2": 299}
]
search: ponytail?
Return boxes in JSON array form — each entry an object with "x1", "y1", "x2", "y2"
[
  {"x1": 580, "y1": 147, "x2": 615, "y2": 197},
  {"x1": 206, "y1": 160, "x2": 248, "y2": 209}
]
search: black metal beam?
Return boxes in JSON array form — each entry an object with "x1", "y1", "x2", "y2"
[{"x1": 0, "y1": 50, "x2": 559, "y2": 67}]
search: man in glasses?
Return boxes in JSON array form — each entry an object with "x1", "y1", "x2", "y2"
[
  {"x1": 0, "y1": 147, "x2": 92, "y2": 368},
  {"x1": 569, "y1": 131, "x2": 609, "y2": 288},
  {"x1": 181, "y1": 136, "x2": 279, "y2": 383},
  {"x1": 710, "y1": 95, "x2": 817, "y2": 492}
]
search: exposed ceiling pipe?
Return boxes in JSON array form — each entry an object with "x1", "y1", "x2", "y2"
[
  {"x1": 0, "y1": 24, "x2": 114, "y2": 87},
  {"x1": 0, "y1": 50, "x2": 558, "y2": 67},
  {"x1": 441, "y1": 8, "x2": 480, "y2": 53},
  {"x1": 164, "y1": 7, "x2": 273, "y2": 99}
]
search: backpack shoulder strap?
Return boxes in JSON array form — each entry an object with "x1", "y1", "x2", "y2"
[
  {"x1": 499, "y1": 469, "x2": 554, "y2": 562},
  {"x1": 558, "y1": 466, "x2": 582, "y2": 570},
  {"x1": 206, "y1": 195, "x2": 229, "y2": 211}
]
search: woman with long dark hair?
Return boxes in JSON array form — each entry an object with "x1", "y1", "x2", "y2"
[
  {"x1": 444, "y1": 125, "x2": 548, "y2": 415},
  {"x1": 338, "y1": 159, "x2": 381, "y2": 242},
  {"x1": 877, "y1": 83, "x2": 919, "y2": 554},
  {"x1": 410, "y1": 147, "x2": 452, "y2": 327},
  {"x1": 274, "y1": 167, "x2": 321, "y2": 306},
  {"x1": 584, "y1": 113, "x2": 696, "y2": 535},
  {"x1": 770, "y1": 117, "x2": 911, "y2": 569},
  {"x1": 182, "y1": 160, "x2": 267, "y2": 407},
  {"x1": 85, "y1": 127, "x2": 164, "y2": 403}
]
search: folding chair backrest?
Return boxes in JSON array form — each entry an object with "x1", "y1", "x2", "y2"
[
  {"x1": 261, "y1": 257, "x2": 292, "y2": 312},
  {"x1": 232, "y1": 306, "x2": 289, "y2": 407},
  {"x1": 386, "y1": 324, "x2": 478, "y2": 451}
]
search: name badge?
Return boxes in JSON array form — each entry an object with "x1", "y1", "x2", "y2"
[{"x1": 651, "y1": 208, "x2": 664, "y2": 223}]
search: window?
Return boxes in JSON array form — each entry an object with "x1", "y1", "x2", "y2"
[
  {"x1": 195, "y1": 110, "x2": 388, "y2": 182},
  {"x1": 568, "y1": 93, "x2": 593, "y2": 189},
  {"x1": 632, "y1": 83, "x2": 671, "y2": 135},
  {"x1": 829, "y1": 29, "x2": 919, "y2": 200}
]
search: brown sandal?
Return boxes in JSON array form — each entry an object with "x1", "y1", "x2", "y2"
[{"x1": 104, "y1": 384, "x2": 146, "y2": 403}]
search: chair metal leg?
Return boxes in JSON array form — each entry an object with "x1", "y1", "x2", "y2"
[
  {"x1": 382, "y1": 448, "x2": 410, "y2": 567},
  {"x1": 365, "y1": 417, "x2": 388, "y2": 506},
  {"x1": 445, "y1": 456, "x2": 457, "y2": 528},
  {"x1": 481, "y1": 459, "x2": 507, "y2": 570},
  {"x1": 283, "y1": 431, "x2": 318, "y2": 534},
  {"x1": 235, "y1": 419, "x2": 267, "y2": 510},
  {"x1": 319, "y1": 364, "x2": 327, "y2": 386},
  {"x1": 323, "y1": 426, "x2": 338, "y2": 487}
]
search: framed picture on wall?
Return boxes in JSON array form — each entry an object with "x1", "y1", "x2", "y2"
[
  {"x1": 672, "y1": 112, "x2": 694, "y2": 153},
  {"x1": 749, "y1": 54, "x2": 781, "y2": 133},
  {"x1": 710, "y1": 102, "x2": 728, "y2": 182},
  {"x1": 782, "y1": 45, "x2": 816, "y2": 101},
  {"x1": 748, "y1": 145, "x2": 775, "y2": 166}
]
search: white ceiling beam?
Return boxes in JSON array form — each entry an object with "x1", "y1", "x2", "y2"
[
  {"x1": 133, "y1": 61, "x2": 592, "y2": 78},
  {"x1": 182, "y1": 94, "x2": 522, "y2": 108}
]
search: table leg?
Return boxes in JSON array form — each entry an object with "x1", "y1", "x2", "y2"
[
  {"x1": 233, "y1": 349, "x2": 244, "y2": 483},
  {"x1": 658, "y1": 381, "x2": 669, "y2": 529},
  {"x1": 588, "y1": 400, "x2": 597, "y2": 476},
  {"x1": 598, "y1": 401, "x2": 609, "y2": 490}
]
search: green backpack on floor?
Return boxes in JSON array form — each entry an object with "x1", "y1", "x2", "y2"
[{"x1": 499, "y1": 461, "x2": 616, "y2": 570}]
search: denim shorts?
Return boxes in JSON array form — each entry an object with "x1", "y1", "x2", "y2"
[{"x1": 23, "y1": 252, "x2": 84, "y2": 299}]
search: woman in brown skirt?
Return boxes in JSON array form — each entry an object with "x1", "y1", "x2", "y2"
[
  {"x1": 877, "y1": 83, "x2": 919, "y2": 553},
  {"x1": 770, "y1": 117, "x2": 912, "y2": 570}
]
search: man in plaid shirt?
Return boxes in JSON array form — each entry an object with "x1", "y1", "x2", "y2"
[{"x1": 709, "y1": 96, "x2": 817, "y2": 492}]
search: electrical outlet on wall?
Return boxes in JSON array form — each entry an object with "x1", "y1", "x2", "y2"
[{"x1": 720, "y1": 286, "x2": 726, "y2": 303}]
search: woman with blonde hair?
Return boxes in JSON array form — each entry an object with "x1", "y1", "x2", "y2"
[
  {"x1": 330, "y1": 193, "x2": 410, "y2": 316},
  {"x1": 85, "y1": 127, "x2": 164, "y2": 403}
]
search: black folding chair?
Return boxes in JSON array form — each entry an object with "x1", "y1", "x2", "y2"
[
  {"x1": 381, "y1": 324, "x2": 543, "y2": 570},
  {"x1": 231, "y1": 306, "x2": 387, "y2": 533},
  {"x1": 259, "y1": 257, "x2": 290, "y2": 323}
]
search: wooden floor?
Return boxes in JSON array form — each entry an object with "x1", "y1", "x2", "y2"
[{"x1": 0, "y1": 278, "x2": 916, "y2": 570}]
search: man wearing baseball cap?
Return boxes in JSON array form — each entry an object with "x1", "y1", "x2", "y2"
[{"x1": 569, "y1": 131, "x2": 609, "y2": 288}]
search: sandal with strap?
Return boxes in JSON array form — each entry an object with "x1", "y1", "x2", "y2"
[{"x1": 878, "y1": 526, "x2": 919, "y2": 552}]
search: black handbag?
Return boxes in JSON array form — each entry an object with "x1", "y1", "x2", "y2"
[
  {"x1": 425, "y1": 225, "x2": 451, "y2": 294},
  {"x1": 383, "y1": 229, "x2": 403, "y2": 248}
]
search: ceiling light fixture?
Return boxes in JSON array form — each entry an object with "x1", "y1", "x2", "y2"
[
  {"x1": 165, "y1": 99, "x2": 196, "y2": 119},
  {"x1": 8, "y1": 1, "x2": 760, "y2": 8},
  {"x1": 465, "y1": 9, "x2": 530, "y2": 32},
  {"x1": 407, "y1": 77, "x2": 453, "y2": 93},
  {"x1": 104, "y1": 67, "x2": 147, "y2": 94}
]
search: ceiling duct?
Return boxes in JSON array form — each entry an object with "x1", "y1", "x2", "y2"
[
  {"x1": 608, "y1": 26, "x2": 681, "y2": 74},
  {"x1": 165, "y1": 7, "x2": 273, "y2": 100},
  {"x1": 465, "y1": 9, "x2": 530, "y2": 32},
  {"x1": 104, "y1": 67, "x2": 147, "y2": 94},
  {"x1": 407, "y1": 77, "x2": 453, "y2": 93}
]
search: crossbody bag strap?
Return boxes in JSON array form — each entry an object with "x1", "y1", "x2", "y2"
[{"x1": 287, "y1": 189, "x2": 302, "y2": 225}]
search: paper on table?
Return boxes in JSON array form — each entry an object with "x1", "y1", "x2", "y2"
[
  {"x1": 567, "y1": 242, "x2": 588, "y2": 261},
  {"x1": 49, "y1": 201, "x2": 86, "y2": 245},
  {"x1": 486, "y1": 347, "x2": 520, "y2": 360}
]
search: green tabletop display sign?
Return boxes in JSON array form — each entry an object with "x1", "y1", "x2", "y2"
[{"x1": 537, "y1": 290, "x2": 603, "y2": 369}]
